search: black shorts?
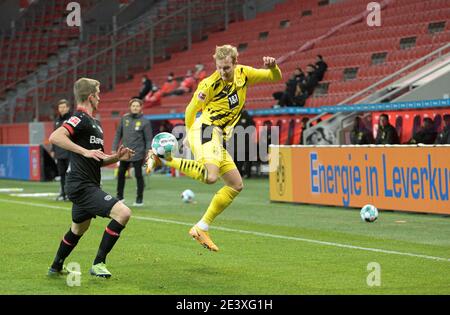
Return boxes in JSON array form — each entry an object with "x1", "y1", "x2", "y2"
[{"x1": 67, "y1": 185, "x2": 119, "y2": 223}]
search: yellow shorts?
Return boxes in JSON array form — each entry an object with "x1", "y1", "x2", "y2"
[{"x1": 188, "y1": 120, "x2": 237, "y2": 176}]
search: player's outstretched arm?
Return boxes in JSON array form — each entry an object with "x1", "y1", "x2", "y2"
[
  {"x1": 49, "y1": 127, "x2": 108, "y2": 161},
  {"x1": 102, "y1": 145, "x2": 135, "y2": 166},
  {"x1": 263, "y1": 56, "x2": 277, "y2": 69},
  {"x1": 245, "y1": 56, "x2": 282, "y2": 85}
]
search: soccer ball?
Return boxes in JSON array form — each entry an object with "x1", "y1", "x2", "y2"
[
  {"x1": 151, "y1": 132, "x2": 178, "y2": 159},
  {"x1": 360, "y1": 204, "x2": 378, "y2": 222},
  {"x1": 181, "y1": 189, "x2": 195, "y2": 203}
]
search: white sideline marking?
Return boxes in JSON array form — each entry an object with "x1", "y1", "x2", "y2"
[
  {"x1": 0, "y1": 188, "x2": 24, "y2": 192},
  {"x1": 1, "y1": 198, "x2": 449, "y2": 263},
  {"x1": 10, "y1": 192, "x2": 60, "y2": 197}
]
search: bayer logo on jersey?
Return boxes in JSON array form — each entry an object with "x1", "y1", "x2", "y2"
[{"x1": 228, "y1": 91, "x2": 239, "y2": 109}]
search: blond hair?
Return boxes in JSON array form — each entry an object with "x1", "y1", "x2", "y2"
[
  {"x1": 73, "y1": 78, "x2": 100, "y2": 104},
  {"x1": 213, "y1": 45, "x2": 238, "y2": 64}
]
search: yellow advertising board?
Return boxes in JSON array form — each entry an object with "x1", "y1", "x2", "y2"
[{"x1": 269, "y1": 145, "x2": 450, "y2": 215}]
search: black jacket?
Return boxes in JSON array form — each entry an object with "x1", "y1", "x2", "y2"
[
  {"x1": 112, "y1": 113, "x2": 152, "y2": 161},
  {"x1": 301, "y1": 72, "x2": 319, "y2": 95},
  {"x1": 139, "y1": 79, "x2": 153, "y2": 99},
  {"x1": 52, "y1": 112, "x2": 71, "y2": 159},
  {"x1": 351, "y1": 127, "x2": 374, "y2": 145},
  {"x1": 315, "y1": 60, "x2": 328, "y2": 81},
  {"x1": 435, "y1": 125, "x2": 450, "y2": 144},
  {"x1": 375, "y1": 124, "x2": 400, "y2": 144},
  {"x1": 285, "y1": 77, "x2": 298, "y2": 98},
  {"x1": 410, "y1": 127, "x2": 437, "y2": 144}
]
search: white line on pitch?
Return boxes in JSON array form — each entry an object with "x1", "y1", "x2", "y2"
[{"x1": 1, "y1": 198, "x2": 449, "y2": 263}]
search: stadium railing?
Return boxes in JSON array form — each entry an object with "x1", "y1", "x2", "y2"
[{"x1": 0, "y1": 0, "x2": 260, "y2": 124}]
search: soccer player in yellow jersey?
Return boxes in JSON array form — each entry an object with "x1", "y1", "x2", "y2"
[{"x1": 146, "y1": 44, "x2": 282, "y2": 251}]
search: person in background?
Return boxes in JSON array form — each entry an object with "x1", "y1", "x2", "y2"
[
  {"x1": 173, "y1": 70, "x2": 197, "y2": 95},
  {"x1": 194, "y1": 63, "x2": 207, "y2": 82},
  {"x1": 144, "y1": 85, "x2": 162, "y2": 108},
  {"x1": 159, "y1": 120, "x2": 173, "y2": 133},
  {"x1": 315, "y1": 55, "x2": 328, "y2": 82},
  {"x1": 291, "y1": 82, "x2": 308, "y2": 107},
  {"x1": 435, "y1": 114, "x2": 450, "y2": 144},
  {"x1": 299, "y1": 117, "x2": 309, "y2": 145},
  {"x1": 350, "y1": 116, "x2": 374, "y2": 145},
  {"x1": 161, "y1": 73, "x2": 178, "y2": 97},
  {"x1": 375, "y1": 113, "x2": 400, "y2": 144},
  {"x1": 112, "y1": 98, "x2": 152, "y2": 206},
  {"x1": 234, "y1": 110, "x2": 256, "y2": 178},
  {"x1": 51, "y1": 99, "x2": 72, "y2": 201},
  {"x1": 274, "y1": 67, "x2": 305, "y2": 107},
  {"x1": 299, "y1": 64, "x2": 319, "y2": 97},
  {"x1": 137, "y1": 75, "x2": 153, "y2": 100},
  {"x1": 408, "y1": 117, "x2": 437, "y2": 144}
]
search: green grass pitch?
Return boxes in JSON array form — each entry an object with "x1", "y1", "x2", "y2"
[{"x1": 0, "y1": 174, "x2": 449, "y2": 295}]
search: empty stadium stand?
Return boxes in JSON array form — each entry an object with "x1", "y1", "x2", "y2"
[
  {"x1": 95, "y1": 0, "x2": 449, "y2": 118},
  {"x1": 0, "y1": 0, "x2": 448, "y2": 133},
  {"x1": 0, "y1": 0, "x2": 249, "y2": 123},
  {"x1": 0, "y1": 0, "x2": 96, "y2": 90}
]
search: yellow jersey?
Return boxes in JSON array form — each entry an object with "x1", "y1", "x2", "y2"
[{"x1": 185, "y1": 64, "x2": 282, "y2": 138}]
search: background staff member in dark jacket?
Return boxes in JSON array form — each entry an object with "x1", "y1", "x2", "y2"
[
  {"x1": 375, "y1": 113, "x2": 400, "y2": 144},
  {"x1": 407, "y1": 117, "x2": 437, "y2": 144},
  {"x1": 435, "y1": 114, "x2": 450, "y2": 144},
  {"x1": 112, "y1": 98, "x2": 152, "y2": 206},
  {"x1": 350, "y1": 116, "x2": 374, "y2": 145},
  {"x1": 51, "y1": 99, "x2": 71, "y2": 201}
]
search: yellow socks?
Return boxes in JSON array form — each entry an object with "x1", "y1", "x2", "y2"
[
  {"x1": 164, "y1": 158, "x2": 240, "y2": 229},
  {"x1": 201, "y1": 186, "x2": 240, "y2": 225},
  {"x1": 164, "y1": 157, "x2": 208, "y2": 182}
]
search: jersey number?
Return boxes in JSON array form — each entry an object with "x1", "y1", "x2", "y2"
[{"x1": 228, "y1": 92, "x2": 239, "y2": 109}]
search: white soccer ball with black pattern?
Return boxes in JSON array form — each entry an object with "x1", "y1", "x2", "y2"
[
  {"x1": 151, "y1": 132, "x2": 178, "y2": 159},
  {"x1": 360, "y1": 204, "x2": 378, "y2": 222},
  {"x1": 181, "y1": 189, "x2": 195, "y2": 203}
]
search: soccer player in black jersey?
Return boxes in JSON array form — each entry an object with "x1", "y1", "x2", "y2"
[{"x1": 47, "y1": 78, "x2": 135, "y2": 278}]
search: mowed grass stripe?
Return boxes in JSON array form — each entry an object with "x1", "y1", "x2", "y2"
[{"x1": 2, "y1": 198, "x2": 449, "y2": 263}]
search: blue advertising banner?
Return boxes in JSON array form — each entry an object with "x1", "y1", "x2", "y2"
[{"x1": 0, "y1": 145, "x2": 31, "y2": 180}]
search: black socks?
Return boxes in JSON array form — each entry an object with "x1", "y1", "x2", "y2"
[
  {"x1": 51, "y1": 229, "x2": 82, "y2": 271},
  {"x1": 93, "y1": 219, "x2": 125, "y2": 265}
]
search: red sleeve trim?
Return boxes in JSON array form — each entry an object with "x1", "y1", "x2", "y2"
[{"x1": 62, "y1": 123, "x2": 74, "y2": 135}]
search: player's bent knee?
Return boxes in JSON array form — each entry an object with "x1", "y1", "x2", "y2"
[
  {"x1": 233, "y1": 181, "x2": 244, "y2": 192},
  {"x1": 110, "y1": 203, "x2": 132, "y2": 225},
  {"x1": 71, "y1": 221, "x2": 90, "y2": 235},
  {"x1": 206, "y1": 173, "x2": 219, "y2": 184},
  {"x1": 120, "y1": 206, "x2": 132, "y2": 224}
]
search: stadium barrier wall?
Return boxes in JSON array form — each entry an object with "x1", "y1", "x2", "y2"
[
  {"x1": 269, "y1": 145, "x2": 450, "y2": 215},
  {"x1": 0, "y1": 119, "x2": 120, "y2": 153},
  {"x1": 0, "y1": 123, "x2": 29, "y2": 144},
  {"x1": 0, "y1": 145, "x2": 41, "y2": 181}
]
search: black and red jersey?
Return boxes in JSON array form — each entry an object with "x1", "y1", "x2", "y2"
[{"x1": 62, "y1": 107, "x2": 104, "y2": 188}]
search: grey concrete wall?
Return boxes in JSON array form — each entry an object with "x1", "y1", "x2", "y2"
[
  {"x1": 29, "y1": 122, "x2": 45, "y2": 145},
  {"x1": 117, "y1": 0, "x2": 158, "y2": 28},
  {"x1": 395, "y1": 71, "x2": 450, "y2": 102}
]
